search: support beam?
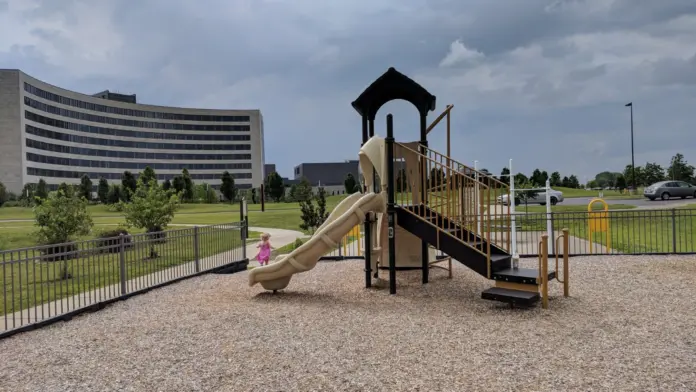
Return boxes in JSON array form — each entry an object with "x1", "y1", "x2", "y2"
[{"x1": 386, "y1": 114, "x2": 397, "y2": 295}]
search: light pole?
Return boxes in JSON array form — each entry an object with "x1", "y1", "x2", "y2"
[{"x1": 625, "y1": 102, "x2": 636, "y2": 193}]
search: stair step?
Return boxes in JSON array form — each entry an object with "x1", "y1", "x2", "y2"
[
  {"x1": 481, "y1": 287, "x2": 540, "y2": 306},
  {"x1": 492, "y1": 268, "x2": 556, "y2": 285}
]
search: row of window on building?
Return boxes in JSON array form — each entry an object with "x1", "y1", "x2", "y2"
[
  {"x1": 27, "y1": 167, "x2": 253, "y2": 180},
  {"x1": 26, "y1": 111, "x2": 250, "y2": 141},
  {"x1": 24, "y1": 83, "x2": 251, "y2": 122},
  {"x1": 26, "y1": 152, "x2": 253, "y2": 171},
  {"x1": 24, "y1": 97, "x2": 249, "y2": 131}
]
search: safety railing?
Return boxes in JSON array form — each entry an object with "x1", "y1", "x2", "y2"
[{"x1": 537, "y1": 229, "x2": 570, "y2": 309}]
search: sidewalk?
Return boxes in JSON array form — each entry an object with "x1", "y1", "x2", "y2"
[{"x1": 2, "y1": 227, "x2": 303, "y2": 333}]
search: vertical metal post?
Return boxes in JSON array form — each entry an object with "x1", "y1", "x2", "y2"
[
  {"x1": 541, "y1": 234, "x2": 549, "y2": 309},
  {"x1": 386, "y1": 114, "x2": 397, "y2": 295},
  {"x1": 364, "y1": 214, "x2": 372, "y2": 288},
  {"x1": 119, "y1": 234, "x2": 127, "y2": 296},
  {"x1": 260, "y1": 184, "x2": 265, "y2": 212},
  {"x1": 419, "y1": 112, "x2": 429, "y2": 285},
  {"x1": 545, "y1": 179, "x2": 553, "y2": 255},
  {"x1": 240, "y1": 199, "x2": 247, "y2": 260},
  {"x1": 509, "y1": 159, "x2": 518, "y2": 268},
  {"x1": 671, "y1": 209, "x2": 677, "y2": 254},
  {"x1": 194, "y1": 226, "x2": 200, "y2": 273},
  {"x1": 562, "y1": 228, "x2": 569, "y2": 297},
  {"x1": 474, "y1": 160, "x2": 481, "y2": 235}
]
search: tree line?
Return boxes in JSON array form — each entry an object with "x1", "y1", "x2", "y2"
[
  {"x1": 590, "y1": 153, "x2": 695, "y2": 189},
  {"x1": 0, "y1": 167, "x2": 243, "y2": 208}
]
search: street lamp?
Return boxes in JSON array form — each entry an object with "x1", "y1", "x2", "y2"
[{"x1": 625, "y1": 102, "x2": 636, "y2": 193}]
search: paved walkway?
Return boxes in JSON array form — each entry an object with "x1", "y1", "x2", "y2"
[{"x1": 2, "y1": 227, "x2": 303, "y2": 333}]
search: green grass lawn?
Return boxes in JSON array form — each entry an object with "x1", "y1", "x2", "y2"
[
  {"x1": 1, "y1": 225, "x2": 247, "y2": 316},
  {"x1": 520, "y1": 204, "x2": 637, "y2": 213},
  {"x1": 553, "y1": 187, "x2": 644, "y2": 199}
]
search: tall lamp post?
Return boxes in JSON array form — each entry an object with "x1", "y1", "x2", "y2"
[{"x1": 625, "y1": 102, "x2": 636, "y2": 193}]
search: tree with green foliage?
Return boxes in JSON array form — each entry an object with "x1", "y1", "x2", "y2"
[
  {"x1": 642, "y1": 162, "x2": 666, "y2": 186},
  {"x1": 265, "y1": 171, "x2": 285, "y2": 202},
  {"x1": 172, "y1": 175, "x2": 185, "y2": 195},
  {"x1": 107, "y1": 184, "x2": 123, "y2": 204},
  {"x1": 622, "y1": 164, "x2": 644, "y2": 187},
  {"x1": 121, "y1": 171, "x2": 137, "y2": 201},
  {"x1": 667, "y1": 153, "x2": 695, "y2": 182},
  {"x1": 615, "y1": 175, "x2": 627, "y2": 190},
  {"x1": 162, "y1": 179, "x2": 172, "y2": 192},
  {"x1": 251, "y1": 188, "x2": 257, "y2": 204},
  {"x1": 514, "y1": 173, "x2": 528, "y2": 185},
  {"x1": 344, "y1": 173, "x2": 357, "y2": 194},
  {"x1": 97, "y1": 177, "x2": 109, "y2": 204},
  {"x1": 500, "y1": 167, "x2": 511, "y2": 182},
  {"x1": 181, "y1": 168, "x2": 194, "y2": 201},
  {"x1": 295, "y1": 177, "x2": 313, "y2": 202},
  {"x1": 33, "y1": 189, "x2": 94, "y2": 279},
  {"x1": 567, "y1": 175, "x2": 580, "y2": 188},
  {"x1": 140, "y1": 166, "x2": 157, "y2": 188},
  {"x1": 0, "y1": 181, "x2": 6, "y2": 207},
  {"x1": 220, "y1": 171, "x2": 237, "y2": 201},
  {"x1": 36, "y1": 179, "x2": 48, "y2": 200},
  {"x1": 550, "y1": 171, "x2": 561, "y2": 187},
  {"x1": 79, "y1": 174, "x2": 93, "y2": 201},
  {"x1": 57, "y1": 182, "x2": 74, "y2": 197},
  {"x1": 120, "y1": 178, "x2": 180, "y2": 258},
  {"x1": 299, "y1": 197, "x2": 318, "y2": 233},
  {"x1": 514, "y1": 181, "x2": 540, "y2": 213},
  {"x1": 315, "y1": 187, "x2": 329, "y2": 227}
]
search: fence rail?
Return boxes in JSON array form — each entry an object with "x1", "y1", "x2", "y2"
[
  {"x1": 496, "y1": 208, "x2": 696, "y2": 256},
  {"x1": 1, "y1": 222, "x2": 247, "y2": 338}
]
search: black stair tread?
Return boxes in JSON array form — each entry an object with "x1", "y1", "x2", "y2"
[
  {"x1": 490, "y1": 254, "x2": 512, "y2": 262},
  {"x1": 481, "y1": 287, "x2": 541, "y2": 303},
  {"x1": 494, "y1": 267, "x2": 555, "y2": 279}
]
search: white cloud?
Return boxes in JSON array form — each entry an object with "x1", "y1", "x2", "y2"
[{"x1": 439, "y1": 39, "x2": 484, "y2": 67}]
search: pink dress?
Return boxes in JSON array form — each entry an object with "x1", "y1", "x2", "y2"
[{"x1": 256, "y1": 241, "x2": 271, "y2": 263}]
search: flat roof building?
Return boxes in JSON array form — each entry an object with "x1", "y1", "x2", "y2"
[{"x1": 0, "y1": 69, "x2": 265, "y2": 194}]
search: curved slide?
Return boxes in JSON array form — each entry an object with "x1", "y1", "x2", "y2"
[{"x1": 248, "y1": 191, "x2": 387, "y2": 291}]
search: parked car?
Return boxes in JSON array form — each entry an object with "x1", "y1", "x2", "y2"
[
  {"x1": 643, "y1": 181, "x2": 696, "y2": 201},
  {"x1": 497, "y1": 189, "x2": 564, "y2": 206}
]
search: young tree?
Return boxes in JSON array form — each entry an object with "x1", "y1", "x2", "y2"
[
  {"x1": 140, "y1": 166, "x2": 157, "y2": 188},
  {"x1": 265, "y1": 172, "x2": 285, "y2": 202},
  {"x1": 295, "y1": 177, "x2": 313, "y2": 202},
  {"x1": 299, "y1": 198, "x2": 318, "y2": 233},
  {"x1": 172, "y1": 175, "x2": 185, "y2": 195},
  {"x1": 220, "y1": 171, "x2": 237, "y2": 201},
  {"x1": 568, "y1": 175, "x2": 580, "y2": 188},
  {"x1": 315, "y1": 187, "x2": 329, "y2": 227},
  {"x1": 36, "y1": 179, "x2": 49, "y2": 200},
  {"x1": 251, "y1": 188, "x2": 258, "y2": 204},
  {"x1": 514, "y1": 173, "x2": 529, "y2": 185},
  {"x1": 515, "y1": 181, "x2": 540, "y2": 213},
  {"x1": 615, "y1": 175, "x2": 627, "y2": 190},
  {"x1": 550, "y1": 172, "x2": 561, "y2": 187},
  {"x1": 287, "y1": 184, "x2": 298, "y2": 202},
  {"x1": 121, "y1": 171, "x2": 137, "y2": 201},
  {"x1": 121, "y1": 178, "x2": 181, "y2": 259},
  {"x1": 181, "y1": 168, "x2": 194, "y2": 201},
  {"x1": 57, "y1": 182, "x2": 74, "y2": 197},
  {"x1": 107, "y1": 184, "x2": 123, "y2": 204},
  {"x1": 344, "y1": 173, "x2": 357, "y2": 194},
  {"x1": 667, "y1": 153, "x2": 695, "y2": 182},
  {"x1": 162, "y1": 179, "x2": 172, "y2": 192},
  {"x1": 97, "y1": 177, "x2": 109, "y2": 204},
  {"x1": 79, "y1": 174, "x2": 93, "y2": 201},
  {"x1": 33, "y1": 189, "x2": 94, "y2": 279}
]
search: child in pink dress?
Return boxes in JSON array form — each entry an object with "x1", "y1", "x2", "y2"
[{"x1": 255, "y1": 233, "x2": 272, "y2": 266}]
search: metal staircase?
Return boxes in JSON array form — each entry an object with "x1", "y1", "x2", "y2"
[{"x1": 390, "y1": 142, "x2": 557, "y2": 307}]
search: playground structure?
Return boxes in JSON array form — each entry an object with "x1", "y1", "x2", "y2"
[{"x1": 249, "y1": 67, "x2": 570, "y2": 308}]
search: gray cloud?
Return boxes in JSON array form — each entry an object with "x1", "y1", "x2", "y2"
[{"x1": 1, "y1": 0, "x2": 696, "y2": 181}]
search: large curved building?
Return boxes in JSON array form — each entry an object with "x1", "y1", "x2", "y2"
[{"x1": 0, "y1": 69, "x2": 264, "y2": 194}]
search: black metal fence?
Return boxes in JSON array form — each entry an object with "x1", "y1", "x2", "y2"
[
  {"x1": 507, "y1": 208, "x2": 696, "y2": 257},
  {"x1": 1, "y1": 222, "x2": 247, "y2": 338}
]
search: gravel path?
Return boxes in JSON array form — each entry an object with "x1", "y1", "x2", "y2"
[{"x1": 2, "y1": 255, "x2": 696, "y2": 391}]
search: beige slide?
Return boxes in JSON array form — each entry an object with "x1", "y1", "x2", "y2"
[{"x1": 248, "y1": 191, "x2": 387, "y2": 291}]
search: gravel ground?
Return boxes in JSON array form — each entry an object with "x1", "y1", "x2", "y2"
[{"x1": 2, "y1": 255, "x2": 696, "y2": 392}]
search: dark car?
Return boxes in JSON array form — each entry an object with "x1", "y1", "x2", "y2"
[{"x1": 643, "y1": 181, "x2": 696, "y2": 201}]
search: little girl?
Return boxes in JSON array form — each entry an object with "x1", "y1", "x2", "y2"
[{"x1": 255, "y1": 233, "x2": 273, "y2": 266}]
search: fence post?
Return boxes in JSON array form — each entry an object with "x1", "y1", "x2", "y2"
[
  {"x1": 119, "y1": 234, "x2": 127, "y2": 296},
  {"x1": 671, "y1": 209, "x2": 677, "y2": 254},
  {"x1": 194, "y1": 226, "x2": 200, "y2": 273}
]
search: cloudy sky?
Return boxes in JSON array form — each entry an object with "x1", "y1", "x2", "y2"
[{"x1": 1, "y1": 0, "x2": 695, "y2": 183}]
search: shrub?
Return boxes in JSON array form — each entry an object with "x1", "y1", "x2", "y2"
[
  {"x1": 293, "y1": 238, "x2": 304, "y2": 250},
  {"x1": 2, "y1": 200, "x2": 21, "y2": 208},
  {"x1": 97, "y1": 228, "x2": 133, "y2": 254}
]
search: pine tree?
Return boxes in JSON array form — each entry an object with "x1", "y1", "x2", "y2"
[
  {"x1": 315, "y1": 187, "x2": 329, "y2": 227},
  {"x1": 97, "y1": 177, "x2": 109, "y2": 204},
  {"x1": 220, "y1": 171, "x2": 237, "y2": 201},
  {"x1": 79, "y1": 174, "x2": 93, "y2": 201},
  {"x1": 181, "y1": 168, "x2": 194, "y2": 201},
  {"x1": 36, "y1": 179, "x2": 49, "y2": 200},
  {"x1": 299, "y1": 199, "x2": 318, "y2": 233},
  {"x1": 140, "y1": 166, "x2": 157, "y2": 188},
  {"x1": 121, "y1": 171, "x2": 137, "y2": 201}
]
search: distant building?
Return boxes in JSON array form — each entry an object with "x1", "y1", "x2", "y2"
[
  {"x1": 287, "y1": 160, "x2": 360, "y2": 195},
  {"x1": 264, "y1": 163, "x2": 276, "y2": 177}
]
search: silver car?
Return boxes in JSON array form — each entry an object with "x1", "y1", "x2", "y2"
[
  {"x1": 644, "y1": 181, "x2": 696, "y2": 201},
  {"x1": 497, "y1": 189, "x2": 564, "y2": 206}
]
